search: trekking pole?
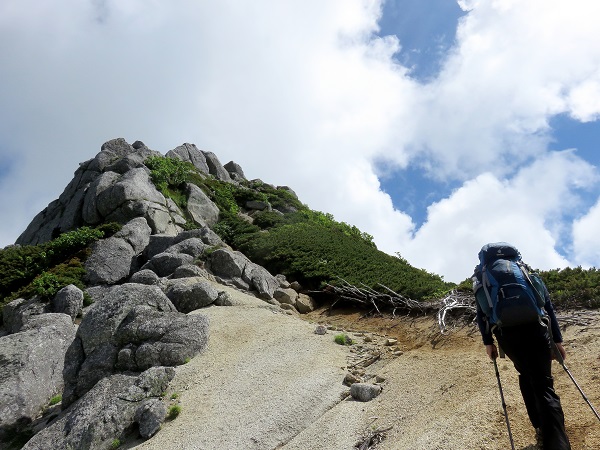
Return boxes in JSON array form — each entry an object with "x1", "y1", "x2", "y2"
[
  {"x1": 552, "y1": 342, "x2": 600, "y2": 422},
  {"x1": 493, "y1": 358, "x2": 516, "y2": 450}
]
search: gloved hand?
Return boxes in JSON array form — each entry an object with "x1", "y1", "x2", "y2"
[{"x1": 485, "y1": 344, "x2": 498, "y2": 360}]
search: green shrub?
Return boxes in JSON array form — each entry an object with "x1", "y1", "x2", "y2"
[
  {"x1": 1, "y1": 226, "x2": 103, "y2": 308},
  {"x1": 46, "y1": 227, "x2": 104, "y2": 258},
  {"x1": 167, "y1": 404, "x2": 181, "y2": 420},
  {"x1": 334, "y1": 334, "x2": 353, "y2": 345},
  {"x1": 213, "y1": 212, "x2": 260, "y2": 248},
  {"x1": 12, "y1": 257, "x2": 87, "y2": 302},
  {"x1": 539, "y1": 266, "x2": 600, "y2": 309},
  {"x1": 31, "y1": 272, "x2": 63, "y2": 300},
  {"x1": 162, "y1": 186, "x2": 189, "y2": 212},
  {"x1": 144, "y1": 155, "x2": 196, "y2": 193},
  {"x1": 233, "y1": 187, "x2": 268, "y2": 205},
  {"x1": 110, "y1": 438, "x2": 121, "y2": 449},
  {"x1": 200, "y1": 178, "x2": 239, "y2": 214},
  {"x1": 252, "y1": 211, "x2": 285, "y2": 229},
  {"x1": 48, "y1": 394, "x2": 62, "y2": 406},
  {"x1": 83, "y1": 291, "x2": 94, "y2": 307},
  {"x1": 94, "y1": 222, "x2": 122, "y2": 237},
  {"x1": 238, "y1": 220, "x2": 451, "y2": 300}
]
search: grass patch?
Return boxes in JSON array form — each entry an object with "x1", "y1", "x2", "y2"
[
  {"x1": 48, "y1": 394, "x2": 62, "y2": 406},
  {"x1": 334, "y1": 334, "x2": 353, "y2": 345},
  {"x1": 167, "y1": 405, "x2": 181, "y2": 420}
]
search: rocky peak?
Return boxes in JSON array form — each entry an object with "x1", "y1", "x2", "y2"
[{"x1": 15, "y1": 138, "x2": 246, "y2": 246}]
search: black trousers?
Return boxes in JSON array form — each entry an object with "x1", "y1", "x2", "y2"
[{"x1": 495, "y1": 321, "x2": 571, "y2": 450}]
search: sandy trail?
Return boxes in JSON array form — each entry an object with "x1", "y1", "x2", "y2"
[{"x1": 128, "y1": 285, "x2": 600, "y2": 450}]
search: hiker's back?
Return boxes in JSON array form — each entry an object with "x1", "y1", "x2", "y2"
[{"x1": 473, "y1": 242, "x2": 546, "y2": 328}]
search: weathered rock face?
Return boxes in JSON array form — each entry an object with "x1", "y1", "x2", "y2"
[
  {"x1": 0, "y1": 314, "x2": 76, "y2": 441},
  {"x1": 14, "y1": 138, "x2": 227, "y2": 246},
  {"x1": 85, "y1": 217, "x2": 152, "y2": 285},
  {"x1": 166, "y1": 142, "x2": 211, "y2": 174},
  {"x1": 186, "y1": 183, "x2": 220, "y2": 227},
  {"x1": 203, "y1": 150, "x2": 232, "y2": 182},
  {"x1": 62, "y1": 284, "x2": 209, "y2": 407},
  {"x1": 2, "y1": 297, "x2": 47, "y2": 334},
  {"x1": 224, "y1": 160, "x2": 246, "y2": 181},
  {"x1": 207, "y1": 248, "x2": 284, "y2": 300},
  {"x1": 165, "y1": 278, "x2": 220, "y2": 313},
  {"x1": 16, "y1": 139, "x2": 160, "y2": 245},
  {"x1": 22, "y1": 367, "x2": 175, "y2": 450},
  {"x1": 51, "y1": 284, "x2": 84, "y2": 321}
]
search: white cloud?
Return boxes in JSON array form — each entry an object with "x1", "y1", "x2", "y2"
[
  {"x1": 567, "y1": 77, "x2": 600, "y2": 122},
  {"x1": 400, "y1": 151, "x2": 597, "y2": 282},
  {"x1": 572, "y1": 199, "x2": 600, "y2": 266},
  {"x1": 377, "y1": 0, "x2": 600, "y2": 181},
  {"x1": 1, "y1": 0, "x2": 600, "y2": 286}
]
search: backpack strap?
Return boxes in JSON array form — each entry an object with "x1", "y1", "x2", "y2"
[
  {"x1": 517, "y1": 262, "x2": 547, "y2": 308},
  {"x1": 480, "y1": 266, "x2": 500, "y2": 333},
  {"x1": 481, "y1": 267, "x2": 494, "y2": 310}
]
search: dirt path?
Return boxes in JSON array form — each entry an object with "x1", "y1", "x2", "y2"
[
  {"x1": 129, "y1": 286, "x2": 600, "y2": 450},
  {"x1": 295, "y1": 307, "x2": 600, "y2": 450}
]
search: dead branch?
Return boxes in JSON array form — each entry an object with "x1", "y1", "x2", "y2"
[
  {"x1": 437, "y1": 290, "x2": 477, "y2": 335},
  {"x1": 323, "y1": 279, "x2": 428, "y2": 315},
  {"x1": 316, "y1": 280, "x2": 597, "y2": 336},
  {"x1": 355, "y1": 425, "x2": 394, "y2": 450}
]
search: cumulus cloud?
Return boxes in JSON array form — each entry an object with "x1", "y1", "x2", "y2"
[
  {"x1": 1, "y1": 0, "x2": 600, "y2": 284},
  {"x1": 399, "y1": 151, "x2": 597, "y2": 281},
  {"x1": 377, "y1": 0, "x2": 600, "y2": 181},
  {"x1": 572, "y1": 200, "x2": 600, "y2": 267}
]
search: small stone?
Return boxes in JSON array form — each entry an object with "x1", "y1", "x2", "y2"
[
  {"x1": 363, "y1": 336, "x2": 373, "y2": 343},
  {"x1": 314, "y1": 325, "x2": 328, "y2": 335},
  {"x1": 392, "y1": 351, "x2": 404, "y2": 357},
  {"x1": 350, "y1": 383, "x2": 382, "y2": 402},
  {"x1": 384, "y1": 338, "x2": 398, "y2": 346},
  {"x1": 343, "y1": 373, "x2": 363, "y2": 386},
  {"x1": 280, "y1": 303, "x2": 297, "y2": 313}
]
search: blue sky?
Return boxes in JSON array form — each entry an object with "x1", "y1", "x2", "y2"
[
  {"x1": 377, "y1": 0, "x2": 467, "y2": 227},
  {"x1": 1, "y1": 0, "x2": 599, "y2": 283},
  {"x1": 376, "y1": 0, "x2": 600, "y2": 244},
  {"x1": 378, "y1": 0, "x2": 466, "y2": 81}
]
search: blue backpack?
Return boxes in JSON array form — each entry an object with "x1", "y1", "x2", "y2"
[{"x1": 473, "y1": 242, "x2": 547, "y2": 328}]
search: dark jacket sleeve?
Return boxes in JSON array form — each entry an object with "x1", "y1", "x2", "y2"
[
  {"x1": 476, "y1": 303, "x2": 494, "y2": 345},
  {"x1": 542, "y1": 284, "x2": 563, "y2": 343}
]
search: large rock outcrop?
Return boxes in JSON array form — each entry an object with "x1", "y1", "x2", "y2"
[
  {"x1": 23, "y1": 367, "x2": 175, "y2": 450},
  {"x1": 207, "y1": 248, "x2": 281, "y2": 300},
  {"x1": 62, "y1": 284, "x2": 209, "y2": 407},
  {"x1": 15, "y1": 138, "x2": 233, "y2": 246},
  {"x1": 3, "y1": 137, "x2": 319, "y2": 448},
  {"x1": 85, "y1": 217, "x2": 151, "y2": 285},
  {"x1": 0, "y1": 314, "x2": 76, "y2": 440}
]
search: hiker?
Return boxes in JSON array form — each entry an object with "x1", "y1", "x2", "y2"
[{"x1": 473, "y1": 242, "x2": 571, "y2": 450}]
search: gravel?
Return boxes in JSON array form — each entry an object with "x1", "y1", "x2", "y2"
[{"x1": 131, "y1": 284, "x2": 350, "y2": 450}]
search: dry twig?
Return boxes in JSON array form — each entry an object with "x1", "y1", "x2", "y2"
[{"x1": 316, "y1": 280, "x2": 597, "y2": 336}]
